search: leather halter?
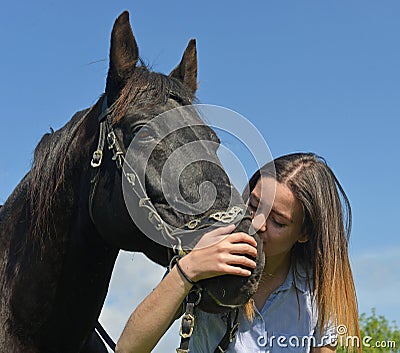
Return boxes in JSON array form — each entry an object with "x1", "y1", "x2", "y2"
[
  {"x1": 89, "y1": 95, "x2": 250, "y2": 352},
  {"x1": 88, "y1": 95, "x2": 251, "y2": 254},
  {"x1": 88, "y1": 96, "x2": 179, "y2": 250}
]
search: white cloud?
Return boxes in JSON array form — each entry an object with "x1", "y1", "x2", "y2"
[{"x1": 351, "y1": 247, "x2": 400, "y2": 323}]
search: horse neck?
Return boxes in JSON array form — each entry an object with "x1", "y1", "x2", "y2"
[
  {"x1": 37, "y1": 202, "x2": 119, "y2": 352},
  {"x1": 35, "y1": 98, "x2": 121, "y2": 351},
  {"x1": 3, "y1": 98, "x2": 120, "y2": 352}
]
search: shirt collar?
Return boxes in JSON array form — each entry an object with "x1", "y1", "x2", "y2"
[{"x1": 276, "y1": 262, "x2": 310, "y2": 294}]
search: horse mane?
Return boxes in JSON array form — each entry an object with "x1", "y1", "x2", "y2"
[
  {"x1": 29, "y1": 107, "x2": 91, "y2": 242},
  {"x1": 28, "y1": 64, "x2": 196, "y2": 243}
]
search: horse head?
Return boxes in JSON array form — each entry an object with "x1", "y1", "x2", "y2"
[{"x1": 90, "y1": 11, "x2": 264, "y2": 313}]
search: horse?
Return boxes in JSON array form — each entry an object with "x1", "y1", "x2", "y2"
[{"x1": 0, "y1": 11, "x2": 264, "y2": 353}]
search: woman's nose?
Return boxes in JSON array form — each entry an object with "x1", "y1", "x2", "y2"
[{"x1": 252, "y1": 214, "x2": 267, "y2": 233}]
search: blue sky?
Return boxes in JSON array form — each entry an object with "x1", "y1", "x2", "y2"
[{"x1": 1, "y1": 1, "x2": 399, "y2": 351}]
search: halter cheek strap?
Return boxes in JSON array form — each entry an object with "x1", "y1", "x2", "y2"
[{"x1": 88, "y1": 95, "x2": 178, "y2": 249}]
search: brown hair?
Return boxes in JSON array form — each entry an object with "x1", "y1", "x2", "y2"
[{"x1": 243, "y1": 152, "x2": 360, "y2": 350}]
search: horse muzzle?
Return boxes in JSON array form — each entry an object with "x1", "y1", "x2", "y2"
[{"x1": 172, "y1": 207, "x2": 265, "y2": 313}]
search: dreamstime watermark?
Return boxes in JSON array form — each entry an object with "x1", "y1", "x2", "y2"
[
  {"x1": 334, "y1": 324, "x2": 397, "y2": 350},
  {"x1": 256, "y1": 325, "x2": 397, "y2": 349},
  {"x1": 256, "y1": 333, "x2": 336, "y2": 349}
]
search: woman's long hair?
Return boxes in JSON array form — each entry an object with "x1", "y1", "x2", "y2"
[{"x1": 243, "y1": 152, "x2": 360, "y2": 349}]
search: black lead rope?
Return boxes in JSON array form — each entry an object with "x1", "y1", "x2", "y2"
[
  {"x1": 177, "y1": 293, "x2": 239, "y2": 353},
  {"x1": 95, "y1": 321, "x2": 116, "y2": 351},
  {"x1": 177, "y1": 289, "x2": 201, "y2": 353},
  {"x1": 213, "y1": 308, "x2": 240, "y2": 353},
  {"x1": 174, "y1": 255, "x2": 239, "y2": 353}
]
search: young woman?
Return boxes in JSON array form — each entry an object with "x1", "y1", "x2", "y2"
[{"x1": 115, "y1": 153, "x2": 360, "y2": 353}]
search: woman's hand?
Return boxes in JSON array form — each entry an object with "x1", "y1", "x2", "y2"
[
  {"x1": 178, "y1": 224, "x2": 258, "y2": 282},
  {"x1": 115, "y1": 225, "x2": 258, "y2": 353}
]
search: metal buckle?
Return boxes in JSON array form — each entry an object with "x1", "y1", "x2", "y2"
[
  {"x1": 112, "y1": 150, "x2": 124, "y2": 161},
  {"x1": 91, "y1": 150, "x2": 103, "y2": 168},
  {"x1": 186, "y1": 219, "x2": 200, "y2": 230},
  {"x1": 125, "y1": 173, "x2": 136, "y2": 186},
  {"x1": 179, "y1": 313, "x2": 195, "y2": 339},
  {"x1": 176, "y1": 349, "x2": 190, "y2": 353},
  {"x1": 209, "y1": 206, "x2": 243, "y2": 224},
  {"x1": 107, "y1": 131, "x2": 116, "y2": 150}
]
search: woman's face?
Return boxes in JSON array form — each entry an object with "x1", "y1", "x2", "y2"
[{"x1": 248, "y1": 177, "x2": 308, "y2": 257}]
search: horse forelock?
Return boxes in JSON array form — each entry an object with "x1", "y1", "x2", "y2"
[{"x1": 111, "y1": 66, "x2": 196, "y2": 124}]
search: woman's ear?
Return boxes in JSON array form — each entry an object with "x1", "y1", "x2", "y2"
[{"x1": 297, "y1": 233, "x2": 309, "y2": 244}]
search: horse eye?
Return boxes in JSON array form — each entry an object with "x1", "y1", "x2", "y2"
[{"x1": 133, "y1": 125, "x2": 154, "y2": 141}]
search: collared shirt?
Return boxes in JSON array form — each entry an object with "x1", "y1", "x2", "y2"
[{"x1": 190, "y1": 265, "x2": 337, "y2": 353}]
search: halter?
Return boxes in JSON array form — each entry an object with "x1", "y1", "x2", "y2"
[
  {"x1": 89, "y1": 95, "x2": 249, "y2": 352},
  {"x1": 89, "y1": 96, "x2": 179, "y2": 250}
]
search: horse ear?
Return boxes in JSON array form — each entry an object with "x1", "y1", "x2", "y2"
[
  {"x1": 169, "y1": 39, "x2": 198, "y2": 94},
  {"x1": 106, "y1": 11, "x2": 139, "y2": 102}
]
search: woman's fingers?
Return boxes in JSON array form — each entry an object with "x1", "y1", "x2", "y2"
[
  {"x1": 210, "y1": 224, "x2": 236, "y2": 235},
  {"x1": 221, "y1": 264, "x2": 253, "y2": 277},
  {"x1": 214, "y1": 256, "x2": 256, "y2": 277},
  {"x1": 223, "y1": 252, "x2": 257, "y2": 269},
  {"x1": 193, "y1": 224, "x2": 236, "y2": 249},
  {"x1": 194, "y1": 227, "x2": 258, "y2": 251},
  {"x1": 227, "y1": 232, "x2": 258, "y2": 247},
  {"x1": 228, "y1": 242, "x2": 257, "y2": 259}
]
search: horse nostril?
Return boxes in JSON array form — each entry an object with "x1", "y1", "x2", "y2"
[{"x1": 212, "y1": 287, "x2": 227, "y2": 300}]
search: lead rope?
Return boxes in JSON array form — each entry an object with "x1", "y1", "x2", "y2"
[
  {"x1": 95, "y1": 321, "x2": 116, "y2": 351},
  {"x1": 168, "y1": 255, "x2": 200, "y2": 353},
  {"x1": 213, "y1": 308, "x2": 240, "y2": 353},
  {"x1": 176, "y1": 288, "x2": 240, "y2": 353},
  {"x1": 177, "y1": 288, "x2": 202, "y2": 353}
]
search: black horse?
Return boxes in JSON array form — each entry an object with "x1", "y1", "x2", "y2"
[{"x1": 0, "y1": 12, "x2": 264, "y2": 353}]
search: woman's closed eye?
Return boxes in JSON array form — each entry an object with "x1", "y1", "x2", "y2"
[{"x1": 271, "y1": 217, "x2": 285, "y2": 228}]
